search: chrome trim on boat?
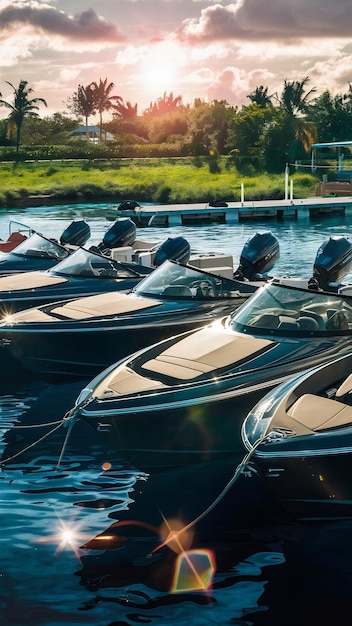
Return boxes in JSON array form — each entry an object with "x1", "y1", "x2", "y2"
[
  {"x1": 79, "y1": 374, "x2": 292, "y2": 418},
  {"x1": 253, "y1": 440, "x2": 352, "y2": 459}
]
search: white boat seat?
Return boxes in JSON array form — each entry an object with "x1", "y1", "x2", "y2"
[
  {"x1": 278, "y1": 316, "x2": 299, "y2": 330},
  {"x1": 162, "y1": 285, "x2": 193, "y2": 296},
  {"x1": 298, "y1": 316, "x2": 319, "y2": 331},
  {"x1": 251, "y1": 312, "x2": 279, "y2": 328},
  {"x1": 335, "y1": 373, "x2": 352, "y2": 403},
  {"x1": 299, "y1": 308, "x2": 325, "y2": 330},
  {"x1": 325, "y1": 309, "x2": 349, "y2": 330},
  {"x1": 288, "y1": 393, "x2": 352, "y2": 431}
]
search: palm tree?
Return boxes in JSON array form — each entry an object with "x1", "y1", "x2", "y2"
[
  {"x1": 144, "y1": 92, "x2": 182, "y2": 116},
  {"x1": 0, "y1": 80, "x2": 47, "y2": 151},
  {"x1": 247, "y1": 85, "x2": 273, "y2": 107},
  {"x1": 112, "y1": 99, "x2": 138, "y2": 119},
  {"x1": 90, "y1": 78, "x2": 121, "y2": 141},
  {"x1": 274, "y1": 77, "x2": 317, "y2": 165},
  {"x1": 277, "y1": 76, "x2": 316, "y2": 116}
]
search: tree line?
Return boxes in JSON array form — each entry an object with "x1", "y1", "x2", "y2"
[{"x1": 0, "y1": 76, "x2": 352, "y2": 173}]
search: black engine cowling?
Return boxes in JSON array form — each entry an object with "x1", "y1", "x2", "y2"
[
  {"x1": 101, "y1": 218, "x2": 137, "y2": 250},
  {"x1": 234, "y1": 231, "x2": 280, "y2": 280},
  {"x1": 60, "y1": 220, "x2": 91, "y2": 247},
  {"x1": 312, "y1": 236, "x2": 352, "y2": 290},
  {"x1": 153, "y1": 236, "x2": 191, "y2": 266}
]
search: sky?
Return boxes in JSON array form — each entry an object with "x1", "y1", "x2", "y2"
[{"x1": 0, "y1": 0, "x2": 351, "y2": 122}]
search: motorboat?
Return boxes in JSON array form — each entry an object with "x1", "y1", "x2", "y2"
[
  {"x1": 63, "y1": 254, "x2": 352, "y2": 471},
  {"x1": 0, "y1": 215, "x2": 150, "y2": 277},
  {"x1": 0, "y1": 220, "x2": 192, "y2": 315},
  {"x1": 241, "y1": 349, "x2": 352, "y2": 521},
  {"x1": 0, "y1": 247, "x2": 151, "y2": 315},
  {"x1": 0, "y1": 220, "x2": 34, "y2": 252},
  {"x1": 0, "y1": 231, "x2": 280, "y2": 382},
  {"x1": 0, "y1": 219, "x2": 92, "y2": 275}
]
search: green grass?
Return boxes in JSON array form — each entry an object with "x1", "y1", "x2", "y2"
[{"x1": 0, "y1": 157, "x2": 319, "y2": 207}]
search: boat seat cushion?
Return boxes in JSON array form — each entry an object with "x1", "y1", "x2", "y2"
[
  {"x1": 288, "y1": 393, "x2": 352, "y2": 431},
  {"x1": 335, "y1": 373, "x2": 352, "y2": 402},
  {"x1": 141, "y1": 328, "x2": 273, "y2": 380},
  {"x1": 95, "y1": 366, "x2": 166, "y2": 396},
  {"x1": 298, "y1": 316, "x2": 319, "y2": 331},
  {"x1": 0, "y1": 271, "x2": 68, "y2": 291},
  {"x1": 278, "y1": 316, "x2": 299, "y2": 330},
  {"x1": 162, "y1": 285, "x2": 193, "y2": 296},
  {"x1": 50, "y1": 293, "x2": 163, "y2": 319},
  {"x1": 299, "y1": 309, "x2": 325, "y2": 330},
  {"x1": 251, "y1": 312, "x2": 279, "y2": 328},
  {"x1": 325, "y1": 309, "x2": 349, "y2": 330}
]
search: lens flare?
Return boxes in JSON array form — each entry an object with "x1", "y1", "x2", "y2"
[
  {"x1": 35, "y1": 518, "x2": 89, "y2": 559},
  {"x1": 172, "y1": 549, "x2": 216, "y2": 593},
  {"x1": 154, "y1": 515, "x2": 194, "y2": 554}
]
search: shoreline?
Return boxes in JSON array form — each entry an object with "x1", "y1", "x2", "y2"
[{"x1": 2, "y1": 193, "x2": 121, "y2": 209}]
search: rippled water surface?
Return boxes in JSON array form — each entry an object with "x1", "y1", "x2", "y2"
[{"x1": 1, "y1": 203, "x2": 352, "y2": 626}]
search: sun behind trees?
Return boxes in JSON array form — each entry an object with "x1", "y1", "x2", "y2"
[{"x1": 0, "y1": 76, "x2": 352, "y2": 173}]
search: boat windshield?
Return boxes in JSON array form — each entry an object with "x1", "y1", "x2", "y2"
[
  {"x1": 53, "y1": 247, "x2": 143, "y2": 278},
  {"x1": 230, "y1": 282, "x2": 352, "y2": 333},
  {"x1": 134, "y1": 259, "x2": 242, "y2": 298},
  {"x1": 10, "y1": 232, "x2": 69, "y2": 260}
]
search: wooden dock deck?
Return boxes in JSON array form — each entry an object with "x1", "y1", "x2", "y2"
[{"x1": 106, "y1": 196, "x2": 352, "y2": 227}]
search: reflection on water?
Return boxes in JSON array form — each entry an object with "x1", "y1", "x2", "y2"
[
  {"x1": 0, "y1": 384, "x2": 287, "y2": 626},
  {"x1": 1, "y1": 206, "x2": 352, "y2": 625}
]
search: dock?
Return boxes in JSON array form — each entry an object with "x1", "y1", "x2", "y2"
[{"x1": 106, "y1": 196, "x2": 352, "y2": 227}]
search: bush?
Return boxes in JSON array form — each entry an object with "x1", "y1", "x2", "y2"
[{"x1": 152, "y1": 185, "x2": 171, "y2": 203}]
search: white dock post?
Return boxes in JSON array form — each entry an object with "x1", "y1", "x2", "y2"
[
  {"x1": 241, "y1": 182, "x2": 244, "y2": 204},
  {"x1": 284, "y1": 164, "x2": 289, "y2": 200}
]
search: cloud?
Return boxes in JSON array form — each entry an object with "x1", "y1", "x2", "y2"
[
  {"x1": 203, "y1": 65, "x2": 276, "y2": 105},
  {"x1": 308, "y1": 54, "x2": 352, "y2": 94},
  {"x1": 0, "y1": 1, "x2": 124, "y2": 42},
  {"x1": 178, "y1": 0, "x2": 352, "y2": 43}
]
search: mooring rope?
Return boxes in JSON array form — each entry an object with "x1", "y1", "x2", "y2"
[
  {"x1": 5, "y1": 419, "x2": 64, "y2": 429},
  {"x1": 153, "y1": 434, "x2": 270, "y2": 554},
  {"x1": 0, "y1": 421, "x2": 65, "y2": 465}
]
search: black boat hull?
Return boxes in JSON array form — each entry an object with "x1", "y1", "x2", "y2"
[
  {"x1": 81, "y1": 386, "x2": 269, "y2": 470},
  {"x1": 251, "y1": 450, "x2": 352, "y2": 521},
  {"x1": 2, "y1": 302, "x2": 245, "y2": 381},
  {"x1": 77, "y1": 340, "x2": 352, "y2": 470},
  {"x1": 241, "y1": 352, "x2": 352, "y2": 520}
]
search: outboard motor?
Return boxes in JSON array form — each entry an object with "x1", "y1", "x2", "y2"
[
  {"x1": 60, "y1": 220, "x2": 91, "y2": 247},
  {"x1": 234, "y1": 231, "x2": 280, "y2": 280},
  {"x1": 154, "y1": 236, "x2": 191, "y2": 267},
  {"x1": 101, "y1": 218, "x2": 136, "y2": 251},
  {"x1": 311, "y1": 236, "x2": 352, "y2": 291},
  {"x1": 118, "y1": 200, "x2": 140, "y2": 211}
]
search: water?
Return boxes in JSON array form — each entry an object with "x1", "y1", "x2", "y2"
[{"x1": 1, "y1": 203, "x2": 352, "y2": 626}]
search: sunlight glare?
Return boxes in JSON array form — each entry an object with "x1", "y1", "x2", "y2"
[
  {"x1": 35, "y1": 518, "x2": 89, "y2": 559},
  {"x1": 158, "y1": 516, "x2": 194, "y2": 554},
  {"x1": 143, "y1": 61, "x2": 177, "y2": 93},
  {"x1": 61, "y1": 528, "x2": 74, "y2": 544},
  {"x1": 139, "y1": 41, "x2": 181, "y2": 96}
]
